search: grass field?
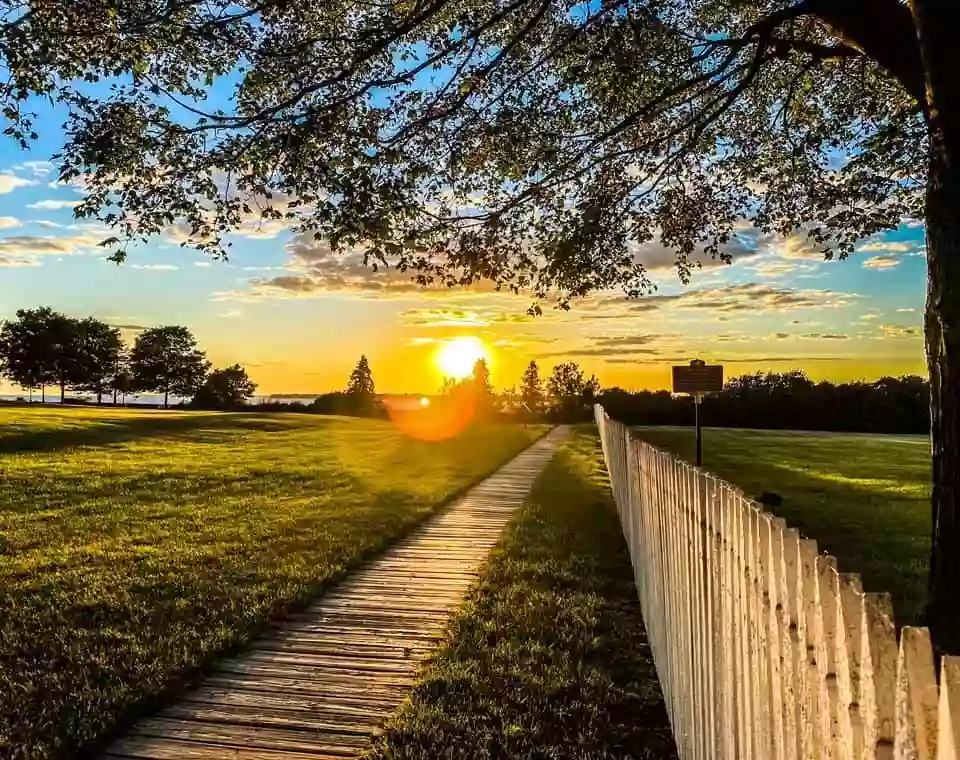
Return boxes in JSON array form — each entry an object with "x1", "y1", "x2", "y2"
[
  {"x1": 369, "y1": 428, "x2": 676, "y2": 760},
  {"x1": 633, "y1": 426, "x2": 930, "y2": 625},
  {"x1": 0, "y1": 405, "x2": 543, "y2": 759}
]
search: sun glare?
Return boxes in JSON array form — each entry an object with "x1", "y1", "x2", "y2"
[{"x1": 436, "y1": 336, "x2": 488, "y2": 380}]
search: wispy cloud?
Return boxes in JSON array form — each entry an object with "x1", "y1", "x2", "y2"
[
  {"x1": 0, "y1": 257, "x2": 41, "y2": 268},
  {"x1": 0, "y1": 216, "x2": 21, "y2": 229},
  {"x1": 0, "y1": 234, "x2": 101, "y2": 257},
  {"x1": 26, "y1": 199, "x2": 81, "y2": 210},
  {"x1": 0, "y1": 174, "x2": 36, "y2": 194},
  {"x1": 131, "y1": 264, "x2": 179, "y2": 271},
  {"x1": 862, "y1": 255, "x2": 901, "y2": 270},
  {"x1": 193, "y1": 261, "x2": 213, "y2": 268},
  {"x1": 217, "y1": 309, "x2": 242, "y2": 319},
  {"x1": 857, "y1": 241, "x2": 915, "y2": 253}
]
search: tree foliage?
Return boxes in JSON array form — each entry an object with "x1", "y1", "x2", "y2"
[
  {"x1": 601, "y1": 372, "x2": 930, "y2": 434},
  {"x1": 0, "y1": 0, "x2": 932, "y2": 300},
  {"x1": 72, "y1": 317, "x2": 124, "y2": 403},
  {"x1": 0, "y1": 309, "x2": 122, "y2": 402},
  {"x1": 547, "y1": 361, "x2": 600, "y2": 421},
  {"x1": 343, "y1": 355, "x2": 382, "y2": 416},
  {"x1": 129, "y1": 326, "x2": 210, "y2": 407},
  {"x1": 520, "y1": 360, "x2": 545, "y2": 416},
  {"x1": 192, "y1": 364, "x2": 257, "y2": 409}
]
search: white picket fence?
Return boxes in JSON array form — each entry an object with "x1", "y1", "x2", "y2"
[{"x1": 594, "y1": 405, "x2": 960, "y2": 760}]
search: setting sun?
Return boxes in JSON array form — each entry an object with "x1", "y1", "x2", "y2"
[{"x1": 436, "y1": 337, "x2": 489, "y2": 380}]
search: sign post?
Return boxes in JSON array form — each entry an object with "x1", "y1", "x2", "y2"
[{"x1": 672, "y1": 360, "x2": 723, "y2": 467}]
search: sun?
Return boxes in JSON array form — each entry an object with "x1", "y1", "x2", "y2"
[{"x1": 436, "y1": 337, "x2": 489, "y2": 380}]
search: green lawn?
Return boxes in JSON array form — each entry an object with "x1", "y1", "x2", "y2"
[
  {"x1": 368, "y1": 428, "x2": 676, "y2": 760},
  {"x1": 0, "y1": 405, "x2": 542, "y2": 759},
  {"x1": 632, "y1": 426, "x2": 930, "y2": 625}
]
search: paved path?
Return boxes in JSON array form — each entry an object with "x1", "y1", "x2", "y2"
[{"x1": 103, "y1": 427, "x2": 567, "y2": 759}]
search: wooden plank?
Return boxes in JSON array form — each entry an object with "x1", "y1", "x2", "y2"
[
  {"x1": 129, "y1": 718, "x2": 368, "y2": 753},
  {"x1": 105, "y1": 737, "x2": 348, "y2": 759}
]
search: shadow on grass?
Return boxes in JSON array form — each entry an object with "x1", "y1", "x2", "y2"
[{"x1": 0, "y1": 412, "x2": 314, "y2": 455}]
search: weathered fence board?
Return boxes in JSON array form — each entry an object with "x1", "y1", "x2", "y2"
[{"x1": 595, "y1": 406, "x2": 960, "y2": 760}]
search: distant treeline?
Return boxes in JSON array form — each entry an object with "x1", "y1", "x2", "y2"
[{"x1": 599, "y1": 371, "x2": 929, "y2": 434}]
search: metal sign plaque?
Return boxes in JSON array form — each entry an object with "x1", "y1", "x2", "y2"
[{"x1": 672, "y1": 360, "x2": 723, "y2": 395}]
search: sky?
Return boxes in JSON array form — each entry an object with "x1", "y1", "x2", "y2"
[{"x1": 0, "y1": 111, "x2": 927, "y2": 396}]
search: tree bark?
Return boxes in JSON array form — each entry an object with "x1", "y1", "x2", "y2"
[
  {"x1": 163, "y1": 386, "x2": 169, "y2": 409},
  {"x1": 914, "y1": 0, "x2": 960, "y2": 654}
]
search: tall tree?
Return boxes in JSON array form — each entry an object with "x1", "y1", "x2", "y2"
[
  {"x1": 344, "y1": 355, "x2": 380, "y2": 416},
  {"x1": 130, "y1": 326, "x2": 210, "y2": 408},
  {"x1": 0, "y1": 308, "x2": 56, "y2": 401},
  {"x1": 71, "y1": 318, "x2": 123, "y2": 404},
  {"x1": 471, "y1": 358, "x2": 496, "y2": 417},
  {"x1": 547, "y1": 362, "x2": 600, "y2": 422},
  {"x1": 0, "y1": 307, "x2": 80, "y2": 402},
  {"x1": 192, "y1": 364, "x2": 257, "y2": 410},
  {"x1": 520, "y1": 361, "x2": 545, "y2": 417},
  {"x1": 5, "y1": 0, "x2": 960, "y2": 646}
]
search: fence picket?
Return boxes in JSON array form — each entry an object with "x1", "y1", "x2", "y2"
[{"x1": 592, "y1": 407, "x2": 955, "y2": 760}]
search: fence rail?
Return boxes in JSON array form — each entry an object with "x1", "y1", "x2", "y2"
[{"x1": 594, "y1": 405, "x2": 960, "y2": 760}]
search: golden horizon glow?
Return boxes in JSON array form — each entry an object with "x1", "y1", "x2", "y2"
[
  {"x1": 435, "y1": 336, "x2": 489, "y2": 380},
  {"x1": 419, "y1": 396, "x2": 430, "y2": 407}
]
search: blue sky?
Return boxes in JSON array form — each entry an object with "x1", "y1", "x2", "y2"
[{"x1": 0, "y1": 99, "x2": 927, "y2": 395}]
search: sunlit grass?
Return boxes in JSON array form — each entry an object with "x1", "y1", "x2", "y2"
[
  {"x1": 633, "y1": 426, "x2": 930, "y2": 625},
  {"x1": 0, "y1": 404, "x2": 544, "y2": 758},
  {"x1": 369, "y1": 428, "x2": 676, "y2": 759}
]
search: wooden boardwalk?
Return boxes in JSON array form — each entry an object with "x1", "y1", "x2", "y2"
[{"x1": 103, "y1": 428, "x2": 567, "y2": 759}]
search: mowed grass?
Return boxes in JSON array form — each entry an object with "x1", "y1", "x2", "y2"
[
  {"x1": 633, "y1": 426, "x2": 930, "y2": 625},
  {"x1": 368, "y1": 428, "x2": 676, "y2": 760},
  {"x1": 0, "y1": 405, "x2": 543, "y2": 759}
]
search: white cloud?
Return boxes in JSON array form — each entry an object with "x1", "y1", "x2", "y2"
[
  {"x1": 217, "y1": 309, "x2": 242, "y2": 319},
  {"x1": 193, "y1": 261, "x2": 213, "y2": 268},
  {"x1": 15, "y1": 160, "x2": 54, "y2": 177},
  {"x1": 897, "y1": 308, "x2": 918, "y2": 313},
  {"x1": 0, "y1": 174, "x2": 36, "y2": 194},
  {"x1": 131, "y1": 264, "x2": 179, "y2": 271},
  {"x1": 863, "y1": 255, "x2": 901, "y2": 270},
  {"x1": 857, "y1": 241, "x2": 915, "y2": 253},
  {"x1": 26, "y1": 199, "x2": 82, "y2": 210},
  {"x1": 0, "y1": 216, "x2": 21, "y2": 229}
]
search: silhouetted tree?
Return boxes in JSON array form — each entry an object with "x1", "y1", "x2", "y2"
[
  {"x1": 0, "y1": 307, "x2": 84, "y2": 402},
  {"x1": 520, "y1": 360, "x2": 545, "y2": 418},
  {"x1": 471, "y1": 358, "x2": 495, "y2": 417},
  {"x1": 71, "y1": 318, "x2": 123, "y2": 404},
  {"x1": 547, "y1": 362, "x2": 600, "y2": 422},
  {"x1": 192, "y1": 364, "x2": 257, "y2": 410},
  {"x1": 344, "y1": 355, "x2": 381, "y2": 416},
  {"x1": 0, "y1": 308, "x2": 58, "y2": 401},
  {"x1": 130, "y1": 326, "x2": 210, "y2": 408},
  {"x1": 599, "y1": 373, "x2": 931, "y2": 435}
]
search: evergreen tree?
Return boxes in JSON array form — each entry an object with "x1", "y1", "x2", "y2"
[
  {"x1": 344, "y1": 355, "x2": 379, "y2": 416},
  {"x1": 520, "y1": 360, "x2": 545, "y2": 417}
]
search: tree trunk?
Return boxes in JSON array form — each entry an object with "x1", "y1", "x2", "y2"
[
  {"x1": 59, "y1": 377, "x2": 65, "y2": 403},
  {"x1": 915, "y1": 0, "x2": 960, "y2": 654},
  {"x1": 164, "y1": 387, "x2": 169, "y2": 409},
  {"x1": 113, "y1": 386, "x2": 118, "y2": 405},
  {"x1": 97, "y1": 387, "x2": 102, "y2": 405},
  {"x1": 41, "y1": 385, "x2": 45, "y2": 403}
]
